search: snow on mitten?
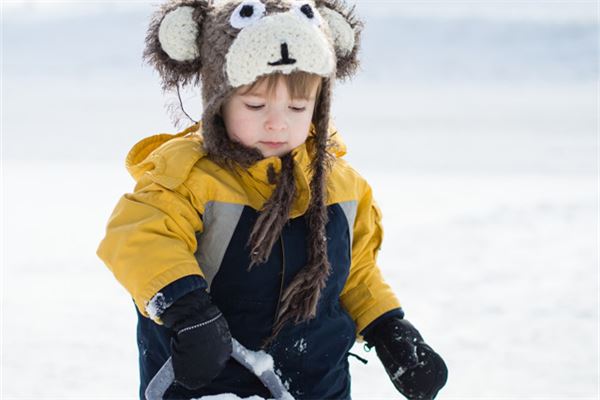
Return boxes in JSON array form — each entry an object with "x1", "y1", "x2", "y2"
[
  {"x1": 161, "y1": 289, "x2": 232, "y2": 390},
  {"x1": 364, "y1": 317, "x2": 448, "y2": 400}
]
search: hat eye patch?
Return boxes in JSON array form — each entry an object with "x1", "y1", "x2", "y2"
[
  {"x1": 300, "y1": 4, "x2": 314, "y2": 18},
  {"x1": 230, "y1": 0, "x2": 266, "y2": 29},
  {"x1": 293, "y1": 2, "x2": 321, "y2": 27}
]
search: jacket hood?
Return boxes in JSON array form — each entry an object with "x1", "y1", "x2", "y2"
[{"x1": 125, "y1": 122, "x2": 347, "y2": 183}]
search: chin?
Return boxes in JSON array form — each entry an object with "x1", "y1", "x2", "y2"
[
  {"x1": 259, "y1": 147, "x2": 290, "y2": 158},
  {"x1": 263, "y1": 152, "x2": 287, "y2": 158}
]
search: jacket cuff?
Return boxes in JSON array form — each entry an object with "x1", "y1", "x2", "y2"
[
  {"x1": 146, "y1": 275, "x2": 208, "y2": 321},
  {"x1": 359, "y1": 308, "x2": 404, "y2": 339}
]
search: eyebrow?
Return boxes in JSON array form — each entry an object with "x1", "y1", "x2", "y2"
[
  {"x1": 240, "y1": 93, "x2": 314, "y2": 101},
  {"x1": 240, "y1": 93, "x2": 267, "y2": 98}
]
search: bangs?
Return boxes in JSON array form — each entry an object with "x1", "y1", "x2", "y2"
[{"x1": 240, "y1": 72, "x2": 323, "y2": 100}]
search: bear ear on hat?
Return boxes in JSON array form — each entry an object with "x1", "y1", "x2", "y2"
[
  {"x1": 316, "y1": 0, "x2": 364, "y2": 81},
  {"x1": 143, "y1": 0, "x2": 210, "y2": 91}
]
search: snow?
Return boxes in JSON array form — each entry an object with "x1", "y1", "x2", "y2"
[
  {"x1": 2, "y1": 2, "x2": 598, "y2": 399},
  {"x1": 146, "y1": 292, "x2": 167, "y2": 320},
  {"x1": 232, "y1": 340, "x2": 275, "y2": 377},
  {"x1": 390, "y1": 366, "x2": 407, "y2": 381},
  {"x1": 293, "y1": 338, "x2": 307, "y2": 353},
  {"x1": 194, "y1": 395, "x2": 269, "y2": 400}
]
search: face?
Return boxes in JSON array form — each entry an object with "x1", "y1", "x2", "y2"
[{"x1": 222, "y1": 77, "x2": 319, "y2": 158}]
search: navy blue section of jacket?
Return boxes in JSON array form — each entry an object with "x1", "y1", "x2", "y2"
[
  {"x1": 360, "y1": 308, "x2": 405, "y2": 339},
  {"x1": 137, "y1": 203, "x2": 358, "y2": 399}
]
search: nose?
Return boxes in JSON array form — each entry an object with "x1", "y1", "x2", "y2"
[{"x1": 265, "y1": 110, "x2": 287, "y2": 132}]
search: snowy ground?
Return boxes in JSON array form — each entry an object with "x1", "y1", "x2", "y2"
[
  {"x1": 3, "y1": 156, "x2": 598, "y2": 399},
  {"x1": 2, "y1": 2, "x2": 598, "y2": 399}
]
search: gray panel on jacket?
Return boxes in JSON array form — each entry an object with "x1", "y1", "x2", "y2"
[
  {"x1": 195, "y1": 201, "x2": 244, "y2": 290},
  {"x1": 338, "y1": 200, "x2": 358, "y2": 246}
]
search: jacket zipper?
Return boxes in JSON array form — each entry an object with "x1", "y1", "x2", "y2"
[{"x1": 272, "y1": 235, "x2": 286, "y2": 335}]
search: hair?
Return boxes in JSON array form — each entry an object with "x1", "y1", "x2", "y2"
[
  {"x1": 239, "y1": 71, "x2": 324, "y2": 269},
  {"x1": 238, "y1": 71, "x2": 323, "y2": 103}
]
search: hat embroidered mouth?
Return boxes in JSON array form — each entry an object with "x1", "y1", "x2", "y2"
[{"x1": 268, "y1": 43, "x2": 297, "y2": 66}]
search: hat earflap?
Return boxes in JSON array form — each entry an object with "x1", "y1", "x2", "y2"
[
  {"x1": 144, "y1": 0, "x2": 209, "y2": 91},
  {"x1": 316, "y1": 0, "x2": 364, "y2": 81}
]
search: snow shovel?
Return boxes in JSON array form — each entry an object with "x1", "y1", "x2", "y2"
[{"x1": 145, "y1": 338, "x2": 293, "y2": 400}]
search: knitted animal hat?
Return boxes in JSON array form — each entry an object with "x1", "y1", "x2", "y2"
[{"x1": 144, "y1": 0, "x2": 363, "y2": 341}]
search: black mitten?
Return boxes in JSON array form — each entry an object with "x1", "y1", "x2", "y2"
[
  {"x1": 364, "y1": 317, "x2": 448, "y2": 400},
  {"x1": 161, "y1": 289, "x2": 232, "y2": 390}
]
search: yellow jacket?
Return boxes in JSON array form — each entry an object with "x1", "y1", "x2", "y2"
[{"x1": 97, "y1": 123, "x2": 400, "y2": 334}]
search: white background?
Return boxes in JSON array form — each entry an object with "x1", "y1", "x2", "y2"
[{"x1": 2, "y1": 1, "x2": 598, "y2": 399}]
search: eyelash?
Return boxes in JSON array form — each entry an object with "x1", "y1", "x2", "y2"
[{"x1": 245, "y1": 104, "x2": 306, "y2": 112}]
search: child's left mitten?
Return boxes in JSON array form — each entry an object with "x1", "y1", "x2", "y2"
[{"x1": 364, "y1": 317, "x2": 448, "y2": 400}]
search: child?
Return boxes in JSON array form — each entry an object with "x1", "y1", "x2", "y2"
[{"x1": 97, "y1": 0, "x2": 448, "y2": 399}]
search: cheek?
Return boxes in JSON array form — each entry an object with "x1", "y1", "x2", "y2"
[
  {"x1": 298, "y1": 112, "x2": 314, "y2": 132},
  {"x1": 290, "y1": 116, "x2": 312, "y2": 145},
  {"x1": 224, "y1": 113, "x2": 259, "y2": 145}
]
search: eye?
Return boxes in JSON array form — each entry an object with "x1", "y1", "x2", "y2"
[
  {"x1": 245, "y1": 103, "x2": 264, "y2": 110},
  {"x1": 290, "y1": 106, "x2": 306, "y2": 112},
  {"x1": 292, "y1": 2, "x2": 321, "y2": 27},
  {"x1": 230, "y1": 1, "x2": 266, "y2": 29},
  {"x1": 300, "y1": 4, "x2": 314, "y2": 19}
]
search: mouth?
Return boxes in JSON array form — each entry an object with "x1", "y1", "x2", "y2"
[
  {"x1": 268, "y1": 58, "x2": 296, "y2": 66},
  {"x1": 260, "y1": 141, "x2": 286, "y2": 149}
]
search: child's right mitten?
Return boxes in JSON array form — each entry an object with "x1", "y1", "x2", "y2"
[
  {"x1": 364, "y1": 317, "x2": 448, "y2": 400},
  {"x1": 160, "y1": 289, "x2": 232, "y2": 390}
]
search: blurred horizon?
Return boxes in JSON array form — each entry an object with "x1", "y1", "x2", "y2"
[
  {"x1": 3, "y1": 0, "x2": 598, "y2": 23},
  {"x1": 2, "y1": 0, "x2": 598, "y2": 176}
]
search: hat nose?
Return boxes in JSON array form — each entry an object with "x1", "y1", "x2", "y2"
[{"x1": 268, "y1": 43, "x2": 297, "y2": 66}]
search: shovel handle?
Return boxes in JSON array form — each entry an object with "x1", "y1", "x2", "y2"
[
  {"x1": 144, "y1": 338, "x2": 293, "y2": 400},
  {"x1": 144, "y1": 357, "x2": 175, "y2": 400}
]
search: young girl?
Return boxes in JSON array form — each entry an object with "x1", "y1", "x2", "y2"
[{"x1": 97, "y1": 1, "x2": 447, "y2": 399}]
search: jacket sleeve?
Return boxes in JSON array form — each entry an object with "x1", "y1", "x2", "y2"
[
  {"x1": 340, "y1": 180, "x2": 402, "y2": 337},
  {"x1": 97, "y1": 174, "x2": 204, "y2": 317}
]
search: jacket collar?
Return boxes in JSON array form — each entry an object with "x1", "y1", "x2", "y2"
[
  {"x1": 125, "y1": 122, "x2": 346, "y2": 218},
  {"x1": 237, "y1": 123, "x2": 346, "y2": 186}
]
